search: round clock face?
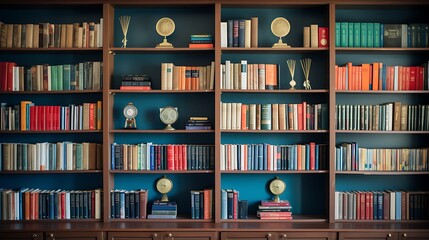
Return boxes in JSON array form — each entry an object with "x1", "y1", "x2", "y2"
[
  {"x1": 123, "y1": 103, "x2": 138, "y2": 118},
  {"x1": 269, "y1": 178, "x2": 286, "y2": 195},
  {"x1": 271, "y1": 17, "x2": 291, "y2": 38},
  {"x1": 156, "y1": 17, "x2": 175, "y2": 37},
  {"x1": 156, "y1": 177, "x2": 173, "y2": 194},
  {"x1": 160, "y1": 106, "x2": 178, "y2": 125}
]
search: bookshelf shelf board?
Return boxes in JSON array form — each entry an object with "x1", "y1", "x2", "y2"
[
  {"x1": 110, "y1": 90, "x2": 214, "y2": 94},
  {"x1": 0, "y1": 90, "x2": 103, "y2": 94},
  {"x1": 110, "y1": 218, "x2": 213, "y2": 223},
  {"x1": 110, "y1": 129, "x2": 215, "y2": 134},
  {"x1": 335, "y1": 171, "x2": 429, "y2": 175},
  {"x1": 111, "y1": 170, "x2": 214, "y2": 174},
  {"x1": 220, "y1": 47, "x2": 329, "y2": 53},
  {"x1": 0, "y1": 170, "x2": 102, "y2": 174},
  {"x1": 335, "y1": 47, "x2": 429, "y2": 52},
  {"x1": 335, "y1": 219, "x2": 429, "y2": 223},
  {"x1": 221, "y1": 89, "x2": 329, "y2": 93},
  {"x1": 335, "y1": 90, "x2": 429, "y2": 94},
  {"x1": 109, "y1": 47, "x2": 214, "y2": 53},
  {"x1": 221, "y1": 170, "x2": 328, "y2": 174},
  {"x1": 221, "y1": 215, "x2": 327, "y2": 223},
  {"x1": 335, "y1": 130, "x2": 429, "y2": 134},
  {"x1": 0, "y1": 48, "x2": 102, "y2": 52},
  {"x1": 0, "y1": 130, "x2": 103, "y2": 134},
  {"x1": 221, "y1": 130, "x2": 328, "y2": 133},
  {"x1": 0, "y1": 219, "x2": 102, "y2": 223}
]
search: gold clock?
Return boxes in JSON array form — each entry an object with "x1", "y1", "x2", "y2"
[
  {"x1": 160, "y1": 106, "x2": 178, "y2": 130},
  {"x1": 269, "y1": 177, "x2": 286, "y2": 202},
  {"x1": 156, "y1": 175, "x2": 173, "y2": 202}
]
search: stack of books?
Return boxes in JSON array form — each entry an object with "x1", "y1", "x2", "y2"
[
  {"x1": 257, "y1": 200, "x2": 293, "y2": 220},
  {"x1": 119, "y1": 75, "x2": 151, "y2": 90},
  {"x1": 185, "y1": 117, "x2": 211, "y2": 130},
  {"x1": 147, "y1": 200, "x2": 177, "y2": 219},
  {"x1": 189, "y1": 34, "x2": 213, "y2": 48}
]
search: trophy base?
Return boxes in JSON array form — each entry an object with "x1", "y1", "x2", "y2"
[
  {"x1": 272, "y1": 42, "x2": 291, "y2": 48},
  {"x1": 164, "y1": 124, "x2": 175, "y2": 130},
  {"x1": 156, "y1": 39, "x2": 174, "y2": 48}
]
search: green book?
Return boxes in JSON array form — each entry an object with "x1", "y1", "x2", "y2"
[
  {"x1": 75, "y1": 143, "x2": 83, "y2": 170},
  {"x1": 63, "y1": 64, "x2": 71, "y2": 90},
  {"x1": 353, "y1": 22, "x2": 361, "y2": 47},
  {"x1": 367, "y1": 23, "x2": 374, "y2": 47},
  {"x1": 50, "y1": 65, "x2": 57, "y2": 91},
  {"x1": 361, "y1": 23, "x2": 368, "y2": 47},
  {"x1": 340, "y1": 22, "x2": 348, "y2": 47},
  {"x1": 348, "y1": 22, "x2": 354, "y2": 47},
  {"x1": 57, "y1": 65, "x2": 64, "y2": 90},
  {"x1": 373, "y1": 23, "x2": 380, "y2": 47},
  {"x1": 261, "y1": 104, "x2": 272, "y2": 130},
  {"x1": 335, "y1": 22, "x2": 341, "y2": 47}
]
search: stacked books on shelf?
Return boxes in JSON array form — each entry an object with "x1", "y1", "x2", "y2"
[
  {"x1": 220, "y1": 189, "x2": 248, "y2": 219},
  {"x1": 257, "y1": 200, "x2": 293, "y2": 220},
  {"x1": 0, "y1": 20, "x2": 103, "y2": 49},
  {"x1": 335, "y1": 190, "x2": 429, "y2": 220},
  {"x1": 119, "y1": 74, "x2": 151, "y2": 90},
  {"x1": 110, "y1": 189, "x2": 148, "y2": 219},
  {"x1": 220, "y1": 18, "x2": 258, "y2": 48},
  {"x1": 335, "y1": 62, "x2": 429, "y2": 91},
  {"x1": 0, "y1": 188, "x2": 102, "y2": 220},
  {"x1": 302, "y1": 24, "x2": 328, "y2": 48},
  {"x1": 185, "y1": 116, "x2": 211, "y2": 130},
  {"x1": 190, "y1": 189, "x2": 214, "y2": 219},
  {"x1": 220, "y1": 142, "x2": 327, "y2": 171},
  {"x1": 335, "y1": 22, "x2": 429, "y2": 48},
  {"x1": 335, "y1": 142, "x2": 429, "y2": 171},
  {"x1": 160, "y1": 62, "x2": 215, "y2": 90},
  {"x1": 147, "y1": 200, "x2": 177, "y2": 219},
  {"x1": 189, "y1": 34, "x2": 213, "y2": 48}
]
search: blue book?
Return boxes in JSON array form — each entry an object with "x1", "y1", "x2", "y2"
[
  {"x1": 120, "y1": 191, "x2": 125, "y2": 218},
  {"x1": 49, "y1": 191, "x2": 55, "y2": 219},
  {"x1": 150, "y1": 145, "x2": 155, "y2": 170},
  {"x1": 305, "y1": 144, "x2": 310, "y2": 170},
  {"x1": 227, "y1": 190, "x2": 233, "y2": 219},
  {"x1": 258, "y1": 144, "x2": 264, "y2": 170},
  {"x1": 194, "y1": 191, "x2": 200, "y2": 219},
  {"x1": 238, "y1": 19, "x2": 245, "y2": 47},
  {"x1": 190, "y1": 191, "x2": 195, "y2": 219},
  {"x1": 395, "y1": 191, "x2": 401, "y2": 220},
  {"x1": 380, "y1": 24, "x2": 384, "y2": 47},
  {"x1": 237, "y1": 144, "x2": 241, "y2": 170},
  {"x1": 221, "y1": 189, "x2": 227, "y2": 219},
  {"x1": 373, "y1": 191, "x2": 378, "y2": 220},
  {"x1": 247, "y1": 144, "x2": 252, "y2": 171},
  {"x1": 227, "y1": 20, "x2": 233, "y2": 47},
  {"x1": 263, "y1": 143, "x2": 268, "y2": 170},
  {"x1": 315, "y1": 145, "x2": 319, "y2": 170},
  {"x1": 377, "y1": 192, "x2": 383, "y2": 220},
  {"x1": 381, "y1": 64, "x2": 387, "y2": 90}
]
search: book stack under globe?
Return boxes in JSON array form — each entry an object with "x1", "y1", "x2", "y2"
[
  {"x1": 185, "y1": 117, "x2": 211, "y2": 130},
  {"x1": 120, "y1": 74, "x2": 152, "y2": 90},
  {"x1": 257, "y1": 200, "x2": 292, "y2": 220},
  {"x1": 189, "y1": 34, "x2": 213, "y2": 48},
  {"x1": 147, "y1": 200, "x2": 177, "y2": 219}
]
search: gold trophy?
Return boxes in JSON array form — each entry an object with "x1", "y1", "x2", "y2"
[
  {"x1": 271, "y1": 17, "x2": 291, "y2": 48},
  {"x1": 156, "y1": 17, "x2": 175, "y2": 48}
]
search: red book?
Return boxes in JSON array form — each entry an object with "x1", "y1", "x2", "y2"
[
  {"x1": 174, "y1": 145, "x2": 180, "y2": 170},
  {"x1": 310, "y1": 142, "x2": 315, "y2": 170},
  {"x1": 189, "y1": 43, "x2": 213, "y2": 48},
  {"x1": 409, "y1": 66, "x2": 417, "y2": 90},
  {"x1": 356, "y1": 192, "x2": 361, "y2": 220},
  {"x1": 360, "y1": 191, "x2": 365, "y2": 219},
  {"x1": 233, "y1": 190, "x2": 238, "y2": 219},
  {"x1": 6, "y1": 62, "x2": 17, "y2": 91},
  {"x1": 89, "y1": 103, "x2": 95, "y2": 130},
  {"x1": 203, "y1": 189, "x2": 210, "y2": 219},
  {"x1": 318, "y1": 27, "x2": 328, "y2": 47},
  {"x1": 260, "y1": 200, "x2": 290, "y2": 207},
  {"x1": 119, "y1": 86, "x2": 151, "y2": 90},
  {"x1": 297, "y1": 103, "x2": 303, "y2": 130},
  {"x1": 369, "y1": 192, "x2": 374, "y2": 220},
  {"x1": 365, "y1": 192, "x2": 370, "y2": 220},
  {"x1": 182, "y1": 145, "x2": 187, "y2": 170},
  {"x1": 91, "y1": 191, "x2": 95, "y2": 218},
  {"x1": 167, "y1": 144, "x2": 174, "y2": 170},
  {"x1": 61, "y1": 192, "x2": 66, "y2": 219},
  {"x1": 259, "y1": 211, "x2": 292, "y2": 217}
]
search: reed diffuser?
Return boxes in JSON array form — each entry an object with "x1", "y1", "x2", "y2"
[
  {"x1": 286, "y1": 59, "x2": 296, "y2": 90},
  {"x1": 119, "y1": 15, "x2": 131, "y2": 48},
  {"x1": 300, "y1": 58, "x2": 312, "y2": 90}
]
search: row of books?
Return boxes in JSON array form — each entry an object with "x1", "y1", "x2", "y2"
[
  {"x1": 220, "y1": 143, "x2": 327, "y2": 171},
  {"x1": 0, "y1": 188, "x2": 102, "y2": 221},
  {"x1": 221, "y1": 189, "x2": 248, "y2": 219},
  {"x1": 220, "y1": 61, "x2": 279, "y2": 90},
  {"x1": 335, "y1": 22, "x2": 429, "y2": 48},
  {"x1": 148, "y1": 201, "x2": 177, "y2": 219},
  {"x1": 190, "y1": 189, "x2": 213, "y2": 219},
  {"x1": 160, "y1": 62, "x2": 215, "y2": 90},
  {"x1": 188, "y1": 34, "x2": 213, "y2": 48},
  {"x1": 110, "y1": 189, "x2": 148, "y2": 219},
  {"x1": 335, "y1": 190, "x2": 429, "y2": 220},
  {"x1": 303, "y1": 25, "x2": 329, "y2": 48},
  {"x1": 0, "y1": 142, "x2": 102, "y2": 171},
  {"x1": 0, "y1": 21, "x2": 103, "y2": 49},
  {"x1": 220, "y1": 102, "x2": 328, "y2": 131},
  {"x1": 110, "y1": 143, "x2": 215, "y2": 171},
  {"x1": 257, "y1": 200, "x2": 293, "y2": 220},
  {"x1": 335, "y1": 143, "x2": 429, "y2": 172},
  {"x1": 220, "y1": 18, "x2": 258, "y2": 48},
  {"x1": 185, "y1": 117, "x2": 212, "y2": 130},
  {"x1": 335, "y1": 62, "x2": 429, "y2": 91},
  {"x1": 0, "y1": 61, "x2": 103, "y2": 92},
  {"x1": 0, "y1": 101, "x2": 102, "y2": 131},
  {"x1": 335, "y1": 103, "x2": 429, "y2": 131}
]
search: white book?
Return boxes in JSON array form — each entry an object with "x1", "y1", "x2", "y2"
[
  {"x1": 236, "y1": 103, "x2": 242, "y2": 130},
  {"x1": 65, "y1": 191, "x2": 71, "y2": 219},
  {"x1": 240, "y1": 144, "x2": 245, "y2": 170},
  {"x1": 394, "y1": 66, "x2": 399, "y2": 90},
  {"x1": 240, "y1": 60, "x2": 247, "y2": 89},
  {"x1": 231, "y1": 102, "x2": 237, "y2": 130},
  {"x1": 335, "y1": 191, "x2": 340, "y2": 219},
  {"x1": 226, "y1": 103, "x2": 232, "y2": 130},
  {"x1": 220, "y1": 144, "x2": 225, "y2": 170},
  {"x1": 225, "y1": 60, "x2": 231, "y2": 89},
  {"x1": 210, "y1": 61, "x2": 215, "y2": 90},
  {"x1": 166, "y1": 62, "x2": 174, "y2": 90},
  {"x1": 161, "y1": 63, "x2": 168, "y2": 90},
  {"x1": 220, "y1": 64, "x2": 225, "y2": 89},
  {"x1": 244, "y1": 20, "x2": 251, "y2": 48},
  {"x1": 66, "y1": 142, "x2": 73, "y2": 170},
  {"x1": 310, "y1": 24, "x2": 319, "y2": 48},
  {"x1": 95, "y1": 189, "x2": 101, "y2": 219},
  {"x1": 221, "y1": 22, "x2": 227, "y2": 47}
]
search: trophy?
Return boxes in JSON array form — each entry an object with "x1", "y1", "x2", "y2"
[
  {"x1": 156, "y1": 17, "x2": 175, "y2": 48},
  {"x1": 123, "y1": 102, "x2": 138, "y2": 129},
  {"x1": 119, "y1": 15, "x2": 131, "y2": 48},
  {"x1": 271, "y1": 17, "x2": 291, "y2": 48},
  {"x1": 300, "y1": 58, "x2": 312, "y2": 90},
  {"x1": 286, "y1": 59, "x2": 296, "y2": 90}
]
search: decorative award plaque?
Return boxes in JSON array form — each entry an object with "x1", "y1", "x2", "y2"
[
  {"x1": 271, "y1": 17, "x2": 291, "y2": 48},
  {"x1": 155, "y1": 17, "x2": 175, "y2": 48}
]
